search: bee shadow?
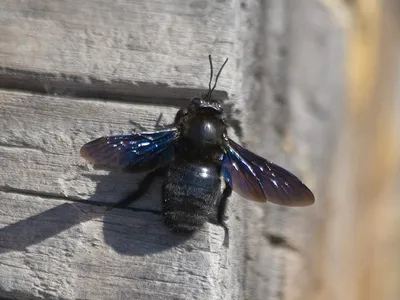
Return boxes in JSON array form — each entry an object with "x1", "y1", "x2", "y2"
[
  {"x1": 0, "y1": 171, "x2": 191, "y2": 256},
  {"x1": 92, "y1": 171, "x2": 194, "y2": 256}
]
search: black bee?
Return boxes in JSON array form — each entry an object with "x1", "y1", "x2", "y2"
[{"x1": 80, "y1": 56, "x2": 314, "y2": 240}]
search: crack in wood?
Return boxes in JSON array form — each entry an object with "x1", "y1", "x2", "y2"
[
  {"x1": 0, "y1": 142, "x2": 49, "y2": 154},
  {"x1": 0, "y1": 186, "x2": 161, "y2": 215},
  {"x1": 0, "y1": 67, "x2": 228, "y2": 107}
]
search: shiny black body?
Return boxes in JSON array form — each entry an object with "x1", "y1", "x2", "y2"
[
  {"x1": 162, "y1": 99, "x2": 227, "y2": 232},
  {"x1": 110, "y1": 98, "x2": 230, "y2": 233}
]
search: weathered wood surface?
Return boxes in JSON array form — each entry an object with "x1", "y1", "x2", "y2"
[
  {"x1": 0, "y1": 0, "x2": 235, "y2": 99},
  {"x1": 0, "y1": 0, "x2": 349, "y2": 299},
  {"x1": 0, "y1": 92, "x2": 178, "y2": 206},
  {"x1": 0, "y1": 1, "x2": 245, "y2": 299},
  {"x1": 237, "y1": 1, "x2": 345, "y2": 299},
  {"x1": 0, "y1": 91, "x2": 244, "y2": 300},
  {"x1": 0, "y1": 193, "x2": 229, "y2": 300}
]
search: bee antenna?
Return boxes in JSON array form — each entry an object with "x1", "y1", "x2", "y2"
[
  {"x1": 206, "y1": 55, "x2": 214, "y2": 99},
  {"x1": 210, "y1": 58, "x2": 228, "y2": 98}
]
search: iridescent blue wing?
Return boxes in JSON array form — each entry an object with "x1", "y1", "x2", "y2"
[
  {"x1": 221, "y1": 139, "x2": 314, "y2": 206},
  {"x1": 80, "y1": 128, "x2": 179, "y2": 172}
]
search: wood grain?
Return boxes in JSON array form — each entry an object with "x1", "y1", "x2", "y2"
[
  {"x1": 0, "y1": 91, "x2": 177, "y2": 207},
  {"x1": 0, "y1": 91, "x2": 246, "y2": 299},
  {"x1": 0, "y1": 1, "x2": 247, "y2": 298},
  {"x1": 0, "y1": 191, "x2": 231, "y2": 300},
  {"x1": 0, "y1": 0, "x2": 236, "y2": 96},
  {"x1": 0, "y1": 0, "x2": 351, "y2": 299},
  {"x1": 236, "y1": 1, "x2": 346, "y2": 299}
]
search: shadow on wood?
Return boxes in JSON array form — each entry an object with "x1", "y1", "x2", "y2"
[
  {"x1": 0, "y1": 171, "x2": 195, "y2": 256},
  {"x1": 0, "y1": 67, "x2": 229, "y2": 107}
]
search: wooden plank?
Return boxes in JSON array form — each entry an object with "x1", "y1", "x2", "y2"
[
  {"x1": 236, "y1": 1, "x2": 346, "y2": 299},
  {"x1": 0, "y1": 89, "x2": 245, "y2": 299},
  {"x1": 0, "y1": 0, "x2": 236, "y2": 99},
  {"x1": 0, "y1": 1, "x2": 247, "y2": 299},
  {"x1": 0, "y1": 192, "x2": 232, "y2": 300},
  {"x1": 0, "y1": 0, "x2": 351, "y2": 299}
]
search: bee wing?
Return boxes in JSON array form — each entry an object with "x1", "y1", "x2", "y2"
[
  {"x1": 80, "y1": 128, "x2": 179, "y2": 172},
  {"x1": 221, "y1": 139, "x2": 314, "y2": 206}
]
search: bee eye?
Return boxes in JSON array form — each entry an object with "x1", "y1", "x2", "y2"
[{"x1": 190, "y1": 97, "x2": 202, "y2": 106}]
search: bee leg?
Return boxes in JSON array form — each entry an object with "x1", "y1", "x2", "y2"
[
  {"x1": 130, "y1": 113, "x2": 171, "y2": 132},
  {"x1": 128, "y1": 120, "x2": 148, "y2": 133},
  {"x1": 154, "y1": 113, "x2": 166, "y2": 129},
  {"x1": 109, "y1": 167, "x2": 167, "y2": 211},
  {"x1": 218, "y1": 185, "x2": 232, "y2": 247}
]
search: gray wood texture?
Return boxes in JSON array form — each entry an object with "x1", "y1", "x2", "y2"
[
  {"x1": 0, "y1": 0, "x2": 345, "y2": 299},
  {"x1": 237, "y1": 1, "x2": 345, "y2": 299}
]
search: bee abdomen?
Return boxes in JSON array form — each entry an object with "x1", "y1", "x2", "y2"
[
  {"x1": 163, "y1": 161, "x2": 221, "y2": 232},
  {"x1": 163, "y1": 204, "x2": 208, "y2": 232}
]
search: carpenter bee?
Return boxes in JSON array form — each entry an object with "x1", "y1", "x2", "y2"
[{"x1": 80, "y1": 56, "x2": 314, "y2": 240}]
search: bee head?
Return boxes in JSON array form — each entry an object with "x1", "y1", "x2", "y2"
[{"x1": 188, "y1": 96, "x2": 223, "y2": 114}]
